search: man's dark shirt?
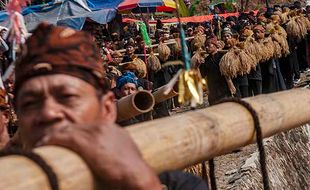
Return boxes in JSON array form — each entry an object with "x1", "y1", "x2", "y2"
[
  {"x1": 159, "y1": 171, "x2": 208, "y2": 190},
  {"x1": 248, "y1": 64, "x2": 262, "y2": 80},
  {"x1": 199, "y1": 52, "x2": 231, "y2": 105}
]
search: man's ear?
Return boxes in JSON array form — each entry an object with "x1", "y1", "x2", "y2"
[
  {"x1": 2, "y1": 110, "x2": 10, "y2": 126},
  {"x1": 99, "y1": 91, "x2": 117, "y2": 123}
]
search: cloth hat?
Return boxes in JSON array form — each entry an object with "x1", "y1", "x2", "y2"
[
  {"x1": 162, "y1": 26, "x2": 170, "y2": 34},
  {"x1": 257, "y1": 16, "x2": 267, "y2": 24},
  {"x1": 116, "y1": 71, "x2": 138, "y2": 89},
  {"x1": 14, "y1": 23, "x2": 107, "y2": 95},
  {"x1": 125, "y1": 39, "x2": 135, "y2": 48},
  {"x1": 206, "y1": 36, "x2": 218, "y2": 46},
  {"x1": 271, "y1": 15, "x2": 281, "y2": 23},
  {"x1": 187, "y1": 27, "x2": 193, "y2": 32},
  {"x1": 222, "y1": 27, "x2": 233, "y2": 36},
  {"x1": 241, "y1": 28, "x2": 254, "y2": 37},
  {"x1": 253, "y1": 25, "x2": 266, "y2": 33}
]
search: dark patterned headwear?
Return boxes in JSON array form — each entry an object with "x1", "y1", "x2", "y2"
[
  {"x1": 14, "y1": 23, "x2": 108, "y2": 95},
  {"x1": 206, "y1": 36, "x2": 218, "y2": 46}
]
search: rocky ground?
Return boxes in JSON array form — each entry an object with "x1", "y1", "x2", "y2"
[{"x1": 178, "y1": 70, "x2": 310, "y2": 189}]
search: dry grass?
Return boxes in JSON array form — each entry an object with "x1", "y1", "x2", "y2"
[
  {"x1": 158, "y1": 42, "x2": 171, "y2": 62},
  {"x1": 147, "y1": 53, "x2": 161, "y2": 73}
]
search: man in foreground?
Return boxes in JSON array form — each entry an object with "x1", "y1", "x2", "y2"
[
  {"x1": 0, "y1": 88, "x2": 9, "y2": 149},
  {"x1": 12, "y1": 23, "x2": 207, "y2": 189}
]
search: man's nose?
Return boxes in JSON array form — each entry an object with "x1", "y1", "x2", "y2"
[
  {"x1": 129, "y1": 89, "x2": 135, "y2": 95},
  {"x1": 37, "y1": 98, "x2": 64, "y2": 127}
]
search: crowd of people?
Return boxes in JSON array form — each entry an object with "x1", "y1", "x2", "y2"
[
  {"x1": 84, "y1": 1, "x2": 310, "y2": 114},
  {"x1": 0, "y1": 1, "x2": 309, "y2": 189}
]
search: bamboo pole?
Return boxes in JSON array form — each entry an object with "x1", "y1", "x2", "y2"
[
  {"x1": 117, "y1": 90, "x2": 155, "y2": 122},
  {"x1": 0, "y1": 89, "x2": 310, "y2": 189},
  {"x1": 152, "y1": 84, "x2": 178, "y2": 104},
  {"x1": 117, "y1": 36, "x2": 197, "y2": 53}
]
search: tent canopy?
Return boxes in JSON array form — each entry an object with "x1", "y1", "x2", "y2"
[
  {"x1": 118, "y1": 0, "x2": 176, "y2": 13},
  {"x1": 0, "y1": 0, "x2": 123, "y2": 30}
]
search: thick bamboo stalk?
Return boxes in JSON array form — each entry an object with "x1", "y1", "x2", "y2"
[
  {"x1": 152, "y1": 84, "x2": 178, "y2": 104},
  {"x1": 117, "y1": 90, "x2": 155, "y2": 122},
  {"x1": 0, "y1": 147, "x2": 95, "y2": 190},
  {"x1": 0, "y1": 89, "x2": 310, "y2": 190}
]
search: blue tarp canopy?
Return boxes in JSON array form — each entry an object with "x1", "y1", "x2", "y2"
[{"x1": 0, "y1": 0, "x2": 123, "y2": 31}]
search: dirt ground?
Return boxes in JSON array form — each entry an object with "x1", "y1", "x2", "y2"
[{"x1": 174, "y1": 70, "x2": 310, "y2": 189}]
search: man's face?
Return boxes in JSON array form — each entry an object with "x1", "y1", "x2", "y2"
[
  {"x1": 0, "y1": 109, "x2": 9, "y2": 148},
  {"x1": 206, "y1": 42, "x2": 217, "y2": 54},
  {"x1": 138, "y1": 41, "x2": 145, "y2": 49},
  {"x1": 187, "y1": 30, "x2": 193, "y2": 36},
  {"x1": 0, "y1": 30, "x2": 7, "y2": 39},
  {"x1": 307, "y1": 6, "x2": 310, "y2": 13},
  {"x1": 120, "y1": 83, "x2": 137, "y2": 97},
  {"x1": 163, "y1": 33, "x2": 170, "y2": 39},
  {"x1": 222, "y1": 33, "x2": 232, "y2": 43},
  {"x1": 254, "y1": 30, "x2": 264, "y2": 40},
  {"x1": 126, "y1": 45, "x2": 135, "y2": 55},
  {"x1": 104, "y1": 42, "x2": 112, "y2": 49},
  {"x1": 0, "y1": 110, "x2": 9, "y2": 136},
  {"x1": 16, "y1": 74, "x2": 116, "y2": 150}
]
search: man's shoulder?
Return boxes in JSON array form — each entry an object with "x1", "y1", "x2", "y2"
[{"x1": 159, "y1": 170, "x2": 208, "y2": 190}]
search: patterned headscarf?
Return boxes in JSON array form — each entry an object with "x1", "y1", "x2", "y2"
[
  {"x1": 206, "y1": 36, "x2": 218, "y2": 46},
  {"x1": 14, "y1": 23, "x2": 108, "y2": 95},
  {"x1": 116, "y1": 71, "x2": 138, "y2": 89}
]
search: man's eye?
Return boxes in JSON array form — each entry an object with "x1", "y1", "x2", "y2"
[
  {"x1": 61, "y1": 94, "x2": 78, "y2": 100},
  {"x1": 20, "y1": 100, "x2": 37, "y2": 109}
]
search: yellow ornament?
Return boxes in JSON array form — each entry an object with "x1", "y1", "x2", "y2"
[{"x1": 178, "y1": 69, "x2": 205, "y2": 107}]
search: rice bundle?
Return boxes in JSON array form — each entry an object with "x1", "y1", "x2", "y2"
[
  {"x1": 267, "y1": 27, "x2": 283, "y2": 59},
  {"x1": 244, "y1": 38, "x2": 262, "y2": 62},
  {"x1": 237, "y1": 40, "x2": 258, "y2": 70},
  {"x1": 295, "y1": 16, "x2": 308, "y2": 38},
  {"x1": 299, "y1": 15, "x2": 310, "y2": 31},
  {"x1": 184, "y1": 164, "x2": 205, "y2": 179},
  {"x1": 275, "y1": 24, "x2": 287, "y2": 38},
  {"x1": 265, "y1": 37, "x2": 276, "y2": 60},
  {"x1": 238, "y1": 50, "x2": 256, "y2": 75},
  {"x1": 272, "y1": 40, "x2": 283, "y2": 58},
  {"x1": 172, "y1": 37, "x2": 182, "y2": 56},
  {"x1": 246, "y1": 52, "x2": 258, "y2": 69},
  {"x1": 271, "y1": 32, "x2": 290, "y2": 57},
  {"x1": 219, "y1": 47, "x2": 242, "y2": 78},
  {"x1": 158, "y1": 42, "x2": 171, "y2": 62},
  {"x1": 259, "y1": 37, "x2": 275, "y2": 62},
  {"x1": 191, "y1": 33, "x2": 206, "y2": 51},
  {"x1": 190, "y1": 48, "x2": 205, "y2": 69},
  {"x1": 132, "y1": 57, "x2": 147, "y2": 78},
  {"x1": 280, "y1": 12, "x2": 289, "y2": 24},
  {"x1": 287, "y1": 17, "x2": 306, "y2": 41},
  {"x1": 147, "y1": 52, "x2": 161, "y2": 73}
]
